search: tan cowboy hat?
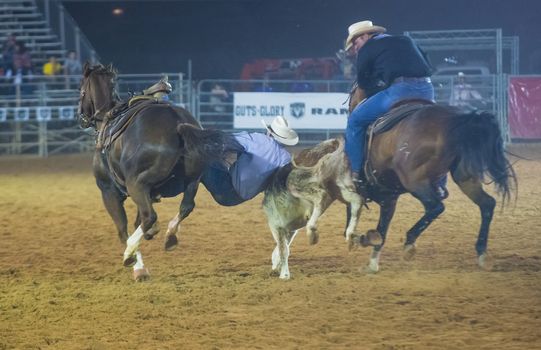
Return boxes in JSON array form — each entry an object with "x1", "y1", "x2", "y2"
[
  {"x1": 345, "y1": 20, "x2": 386, "y2": 51},
  {"x1": 261, "y1": 116, "x2": 299, "y2": 146}
]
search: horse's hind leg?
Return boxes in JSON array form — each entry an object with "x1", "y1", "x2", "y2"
[
  {"x1": 452, "y1": 176, "x2": 496, "y2": 269},
  {"x1": 403, "y1": 185, "x2": 445, "y2": 260},
  {"x1": 164, "y1": 180, "x2": 200, "y2": 251},
  {"x1": 123, "y1": 183, "x2": 159, "y2": 267}
]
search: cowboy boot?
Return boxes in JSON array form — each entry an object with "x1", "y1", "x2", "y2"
[{"x1": 352, "y1": 171, "x2": 369, "y2": 194}]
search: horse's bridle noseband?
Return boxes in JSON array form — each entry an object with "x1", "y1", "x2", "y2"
[
  {"x1": 78, "y1": 87, "x2": 95, "y2": 128},
  {"x1": 78, "y1": 76, "x2": 118, "y2": 129}
]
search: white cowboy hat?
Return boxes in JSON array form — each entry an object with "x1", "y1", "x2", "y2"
[
  {"x1": 261, "y1": 116, "x2": 299, "y2": 146},
  {"x1": 345, "y1": 20, "x2": 386, "y2": 51}
]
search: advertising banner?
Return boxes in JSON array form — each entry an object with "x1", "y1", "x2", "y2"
[
  {"x1": 508, "y1": 76, "x2": 541, "y2": 139},
  {"x1": 234, "y1": 92, "x2": 349, "y2": 129}
]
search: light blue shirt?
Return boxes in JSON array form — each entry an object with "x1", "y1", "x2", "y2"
[{"x1": 230, "y1": 132, "x2": 291, "y2": 200}]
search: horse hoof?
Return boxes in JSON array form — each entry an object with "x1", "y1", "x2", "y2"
[
  {"x1": 123, "y1": 255, "x2": 137, "y2": 267},
  {"x1": 144, "y1": 233, "x2": 156, "y2": 240},
  {"x1": 144, "y1": 224, "x2": 160, "y2": 240},
  {"x1": 478, "y1": 253, "x2": 493, "y2": 271},
  {"x1": 403, "y1": 244, "x2": 416, "y2": 261},
  {"x1": 164, "y1": 235, "x2": 178, "y2": 251},
  {"x1": 366, "y1": 230, "x2": 383, "y2": 246},
  {"x1": 133, "y1": 268, "x2": 150, "y2": 282},
  {"x1": 363, "y1": 264, "x2": 379, "y2": 274}
]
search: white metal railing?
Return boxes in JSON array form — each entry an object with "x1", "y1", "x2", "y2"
[
  {"x1": 0, "y1": 74, "x2": 507, "y2": 157},
  {"x1": 0, "y1": 72, "x2": 190, "y2": 157},
  {"x1": 196, "y1": 76, "x2": 502, "y2": 146}
]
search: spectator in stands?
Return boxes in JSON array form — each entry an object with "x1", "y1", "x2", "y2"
[
  {"x1": 1, "y1": 33, "x2": 18, "y2": 77},
  {"x1": 342, "y1": 20, "x2": 446, "y2": 198},
  {"x1": 42, "y1": 56, "x2": 62, "y2": 76},
  {"x1": 209, "y1": 83, "x2": 229, "y2": 113},
  {"x1": 63, "y1": 50, "x2": 82, "y2": 88},
  {"x1": 449, "y1": 72, "x2": 486, "y2": 110},
  {"x1": 12, "y1": 42, "x2": 33, "y2": 93},
  {"x1": 13, "y1": 42, "x2": 33, "y2": 76},
  {"x1": 201, "y1": 115, "x2": 298, "y2": 206}
]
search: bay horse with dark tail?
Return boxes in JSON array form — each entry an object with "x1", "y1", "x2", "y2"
[
  {"x1": 78, "y1": 63, "x2": 239, "y2": 280},
  {"x1": 348, "y1": 87, "x2": 516, "y2": 272}
]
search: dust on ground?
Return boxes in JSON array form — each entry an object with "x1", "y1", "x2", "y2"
[{"x1": 0, "y1": 145, "x2": 540, "y2": 349}]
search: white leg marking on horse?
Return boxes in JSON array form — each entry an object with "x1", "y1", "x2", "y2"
[
  {"x1": 166, "y1": 213, "x2": 180, "y2": 236},
  {"x1": 132, "y1": 250, "x2": 150, "y2": 281},
  {"x1": 124, "y1": 225, "x2": 144, "y2": 261},
  {"x1": 367, "y1": 250, "x2": 380, "y2": 273},
  {"x1": 133, "y1": 250, "x2": 144, "y2": 270}
]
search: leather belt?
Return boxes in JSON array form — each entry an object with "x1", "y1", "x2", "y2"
[{"x1": 393, "y1": 76, "x2": 431, "y2": 84}]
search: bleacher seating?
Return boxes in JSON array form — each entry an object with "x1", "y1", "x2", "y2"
[
  {"x1": 0, "y1": 0, "x2": 65, "y2": 72},
  {"x1": 0, "y1": 0, "x2": 75, "y2": 114}
]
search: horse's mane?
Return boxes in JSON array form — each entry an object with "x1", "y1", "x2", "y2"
[{"x1": 83, "y1": 62, "x2": 118, "y2": 79}]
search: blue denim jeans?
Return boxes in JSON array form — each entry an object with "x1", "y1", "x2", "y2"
[
  {"x1": 200, "y1": 162, "x2": 245, "y2": 206},
  {"x1": 345, "y1": 80, "x2": 435, "y2": 174}
]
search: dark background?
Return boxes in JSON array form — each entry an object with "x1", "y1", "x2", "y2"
[{"x1": 63, "y1": 0, "x2": 541, "y2": 78}]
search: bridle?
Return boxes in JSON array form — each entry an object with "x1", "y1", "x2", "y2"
[{"x1": 78, "y1": 73, "x2": 118, "y2": 129}]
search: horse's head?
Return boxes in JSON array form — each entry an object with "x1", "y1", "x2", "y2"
[{"x1": 78, "y1": 62, "x2": 119, "y2": 129}]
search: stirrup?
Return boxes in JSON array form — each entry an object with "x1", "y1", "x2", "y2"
[{"x1": 353, "y1": 178, "x2": 369, "y2": 195}]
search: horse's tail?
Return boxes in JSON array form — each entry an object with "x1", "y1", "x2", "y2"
[
  {"x1": 452, "y1": 110, "x2": 517, "y2": 203},
  {"x1": 176, "y1": 123, "x2": 242, "y2": 168}
]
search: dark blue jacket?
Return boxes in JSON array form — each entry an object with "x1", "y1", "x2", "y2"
[{"x1": 356, "y1": 34, "x2": 432, "y2": 97}]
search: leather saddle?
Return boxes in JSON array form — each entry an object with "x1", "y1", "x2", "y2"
[
  {"x1": 143, "y1": 76, "x2": 172, "y2": 96},
  {"x1": 96, "y1": 77, "x2": 174, "y2": 151},
  {"x1": 371, "y1": 99, "x2": 434, "y2": 135}
]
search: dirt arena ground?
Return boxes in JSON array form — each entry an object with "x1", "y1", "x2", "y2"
[{"x1": 0, "y1": 145, "x2": 540, "y2": 350}]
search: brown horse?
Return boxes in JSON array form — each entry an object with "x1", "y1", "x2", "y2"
[
  {"x1": 78, "y1": 63, "x2": 239, "y2": 280},
  {"x1": 347, "y1": 87, "x2": 516, "y2": 272}
]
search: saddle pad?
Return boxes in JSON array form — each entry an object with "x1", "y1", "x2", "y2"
[
  {"x1": 372, "y1": 103, "x2": 430, "y2": 135},
  {"x1": 102, "y1": 99, "x2": 158, "y2": 150}
]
